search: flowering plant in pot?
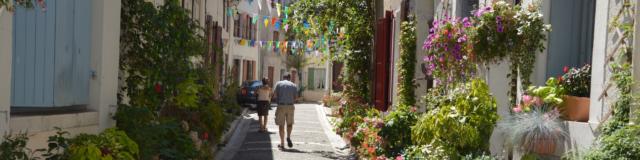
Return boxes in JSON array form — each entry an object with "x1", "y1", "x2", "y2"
[
  {"x1": 422, "y1": 15, "x2": 476, "y2": 85},
  {"x1": 500, "y1": 78, "x2": 568, "y2": 156},
  {"x1": 559, "y1": 64, "x2": 591, "y2": 122}
]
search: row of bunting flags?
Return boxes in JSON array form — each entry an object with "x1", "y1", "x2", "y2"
[
  {"x1": 233, "y1": 38, "x2": 334, "y2": 54},
  {"x1": 225, "y1": 0, "x2": 342, "y2": 55},
  {"x1": 227, "y1": 7, "x2": 293, "y2": 32}
]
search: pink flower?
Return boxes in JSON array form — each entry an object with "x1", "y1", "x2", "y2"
[
  {"x1": 522, "y1": 95, "x2": 532, "y2": 103},
  {"x1": 533, "y1": 97, "x2": 543, "y2": 106},
  {"x1": 563, "y1": 66, "x2": 570, "y2": 73},
  {"x1": 512, "y1": 107, "x2": 522, "y2": 113},
  {"x1": 396, "y1": 155, "x2": 404, "y2": 160}
]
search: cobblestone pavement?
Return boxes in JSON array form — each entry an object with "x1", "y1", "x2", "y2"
[{"x1": 217, "y1": 103, "x2": 349, "y2": 160}]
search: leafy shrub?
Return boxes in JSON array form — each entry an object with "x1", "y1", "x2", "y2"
[
  {"x1": 115, "y1": 106, "x2": 198, "y2": 159},
  {"x1": 584, "y1": 125, "x2": 640, "y2": 159},
  {"x1": 334, "y1": 95, "x2": 369, "y2": 138},
  {"x1": 397, "y1": 17, "x2": 417, "y2": 106},
  {"x1": 412, "y1": 79, "x2": 498, "y2": 158},
  {"x1": 351, "y1": 110, "x2": 384, "y2": 158},
  {"x1": 402, "y1": 144, "x2": 453, "y2": 160},
  {"x1": 379, "y1": 104, "x2": 418, "y2": 157},
  {"x1": 0, "y1": 132, "x2": 37, "y2": 160},
  {"x1": 559, "y1": 64, "x2": 591, "y2": 97},
  {"x1": 66, "y1": 128, "x2": 139, "y2": 160}
]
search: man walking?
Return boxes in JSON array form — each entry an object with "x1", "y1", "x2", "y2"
[{"x1": 273, "y1": 74, "x2": 298, "y2": 150}]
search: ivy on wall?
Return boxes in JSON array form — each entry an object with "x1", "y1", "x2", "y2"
[{"x1": 397, "y1": 17, "x2": 417, "y2": 106}]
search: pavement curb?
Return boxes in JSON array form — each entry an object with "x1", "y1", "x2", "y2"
[
  {"x1": 215, "y1": 108, "x2": 252, "y2": 160},
  {"x1": 315, "y1": 104, "x2": 348, "y2": 154}
]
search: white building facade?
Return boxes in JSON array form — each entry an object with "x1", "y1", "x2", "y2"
[{"x1": 383, "y1": 0, "x2": 640, "y2": 159}]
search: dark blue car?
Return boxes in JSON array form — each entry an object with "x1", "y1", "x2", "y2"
[{"x1": 237, "y1": 80, "x2": 263, "y2": 108}]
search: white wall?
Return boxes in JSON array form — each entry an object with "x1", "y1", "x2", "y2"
[
  {"x1": 414, "y1": 0, "x2": 434, "y2": 109},
  {"x1": 0, "y1": 7, "x2": 13, "y2": 136},
  {"x1": 89, "y1": 0, "x2": 122, "y2": 130}
]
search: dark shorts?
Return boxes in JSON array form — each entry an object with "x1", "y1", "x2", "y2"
[{"x1": 257, "y1": 101, "x2": 270, "y2": 116}]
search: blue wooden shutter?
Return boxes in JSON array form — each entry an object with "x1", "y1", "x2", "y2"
[{"x1": 12, "y1": 0, "x2": 92, "y2": 107}]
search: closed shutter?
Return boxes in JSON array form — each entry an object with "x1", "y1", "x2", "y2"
[
  {"x1": 373, "y1": 11, "x2": 393, "y2": 111},
  {"x1": 308, "y1": 68, "x2": 315, "y2": 90},
  {"x1": 11, "y1": 0, "x2": 92, "y2": 107}
]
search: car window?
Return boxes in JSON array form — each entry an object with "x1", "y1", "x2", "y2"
[{"x1": 250, "y1": 81, "x2": 263, "y2": 87}]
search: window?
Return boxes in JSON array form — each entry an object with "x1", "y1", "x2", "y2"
[
  {"x1": 546, "y1": 0, "x2": 594, "y2": 77},
  {"x1": 307, "y1": 68, "x2": 326, "y2": 90},
  {"x1": 11, "y1": 0, "x2": 92, "y2": 107}
]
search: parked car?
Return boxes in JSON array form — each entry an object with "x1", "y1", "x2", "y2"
[{"x1": 237, "y1": 80, "x2": 263, "y2": 109}]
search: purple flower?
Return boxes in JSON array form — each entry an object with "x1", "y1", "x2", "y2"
[
  {"x1": 423, "y1": 55, "x2": 433, "y2": 62},
  {"x1": 474, "y1": 6, "x2": 492, "y2": 17},
  {"x1": 462, "y1": 17, "x2": 472, "y2": 28},
  {"x1": 457, "y1": 35, "x2": 467, "y2": 43},
  {"x1": 496, "y1": 16, "x2": 504, "y2": 32}
]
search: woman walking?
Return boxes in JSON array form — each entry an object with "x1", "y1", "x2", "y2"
[{"x1": 256, "y1": 77, "x2": 273, "y2": 133}]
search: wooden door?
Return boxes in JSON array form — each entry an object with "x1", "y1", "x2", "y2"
[{"x1": 268, "y1": 66, "x2": 274, "y2": 86}]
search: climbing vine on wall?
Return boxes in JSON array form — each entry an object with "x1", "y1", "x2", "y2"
[
  {"x1": 398, "y1": 17, "x2": 417, "y2": 106},
  {"x1": 583, "y1": 0, "x2": 639, "y2": 159}
]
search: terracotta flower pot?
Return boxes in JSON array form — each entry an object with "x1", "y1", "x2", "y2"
[
  {"x1": 531, "y1": 137, "x2": 557, "y2": 155},
  {"x1": 561, "y1": 96, "x2": 590, "y2": 122}
]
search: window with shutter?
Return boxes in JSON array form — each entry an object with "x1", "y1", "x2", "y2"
[
  {"x1": 373, "y1": 11, "x2": 393, "y2": 111},
  {"x1": 11, "y1": 0, "x2": 92, "y2": 107},
  {"x1": 308, "y1": 68, "x2": 315, "y2": 90}
]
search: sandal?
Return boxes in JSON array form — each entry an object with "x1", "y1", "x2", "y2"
[
  {"x1": 277, "y1": 144, "x2": 285, "y2": 150},
  {"x1": 287, "y1": 138, "x2": 293, "y2": 148}
]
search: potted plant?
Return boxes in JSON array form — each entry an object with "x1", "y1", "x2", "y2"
[
  {"x1": 559, "y1": 64, "x2": 591, "y2": 122},
  {"x1": 500, "y1": 78, "x2": 568, "y2": 156}
]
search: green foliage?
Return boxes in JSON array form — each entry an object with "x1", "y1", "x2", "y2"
[
  {"x1": 67, "y1": 128, "x2": 139, "y2": 160},
  {"x1": 378, "y1": 104, "x2": 418, "y2": 157},
  {"x1": 114, "y1": 106, "x2": 198, "y2": 159},
  {"x1": 0, "y1": 0, "x2": 43, "y2": 12},
  {"x1": 471, "y1": 1, "x2": 550, "y2": 104},
  {"x1": 560, "y1": 64, "x2": 591, "y2": 97},
  {"x1": 584, "y1": 125, "x2": 640, "y2": 160},
  {"x1": 119, "y1": 0, "x2": 208, "y2": 111},
  {"x1": 41, "y1": 127, "x2": 71, "y2": 160},
  {"x1": 402, "y1": 144, "x2": 454, "y2": 160},
  {"x1": 526, "y1": 78, "x2": 565, "y2": 106},
  {"x1": 0, "y1": 133, "x2": 37, "y2": 160},
  {"x1": 412, "y1": 79, "x2": 498, "y2": 158},
  {"x1": 600, "y1": 63, "x2": 636, "y2": 135},
  {"x1": 289, "y1": 0, "x2": 374, "y2": 100},
  {"x1": 397, "y1": 17, "x2": 417, "y2": 106}
]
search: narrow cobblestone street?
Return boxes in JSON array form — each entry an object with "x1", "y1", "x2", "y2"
[{"x1": 217, "y1": 104, "x2": 348, "y2": 160}]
